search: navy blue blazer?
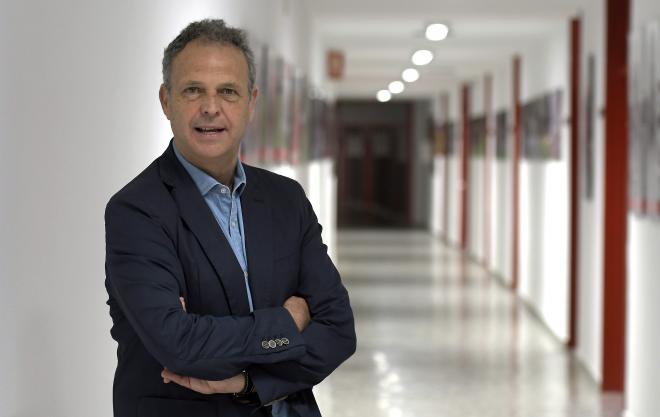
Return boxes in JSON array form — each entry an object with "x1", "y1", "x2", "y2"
[{"x1": 105, "y1": 143, "x2": 356, "y2": 417}]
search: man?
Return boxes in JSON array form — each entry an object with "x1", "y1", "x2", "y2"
[{"x1": 105, "y1": 19, "x2": 356, "y2": 417}]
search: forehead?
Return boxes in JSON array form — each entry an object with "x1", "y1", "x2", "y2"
[{"x1": 170, "y1": 40, "x2": 249, "y2": 85}]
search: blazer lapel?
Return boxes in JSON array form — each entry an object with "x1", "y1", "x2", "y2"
[
  {"x1": 158, "y1": 143, "x2": 251, "y2": 315},
  {"x1": 241, "y1": 166, "x2": 274, "y2": 309}
]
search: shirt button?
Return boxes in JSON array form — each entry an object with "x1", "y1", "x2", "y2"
[{"x1": 220, "y1": 188, "x2": 227, "y2": 194}]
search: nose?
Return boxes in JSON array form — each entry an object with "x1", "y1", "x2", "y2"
[{"x1": 200, "y1": 93, "x2": 222, "y2": 117}]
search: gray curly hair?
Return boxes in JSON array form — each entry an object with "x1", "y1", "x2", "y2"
[{"x1": 162, "y1": 19, "x2": 256, "y2": 93}]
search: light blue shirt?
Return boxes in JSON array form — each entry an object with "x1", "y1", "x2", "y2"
[
  {"x1": 173, "y1": 145, "x2": 296, "y2": 416},
  {"x1": 173, "y1": 145, "x2": 254, "y2": 312}
]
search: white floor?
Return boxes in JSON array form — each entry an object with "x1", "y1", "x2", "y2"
[{"x1": 313, "y1": 230, "x2": 623, "y2": 417}]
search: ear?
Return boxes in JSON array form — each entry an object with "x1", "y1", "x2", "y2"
[
  {"x1": 159, "y1": 84, "x2": 171, "y2": 120},
  {"x1": 248, "y1": 87, "x2": 259, "y2": 122}
]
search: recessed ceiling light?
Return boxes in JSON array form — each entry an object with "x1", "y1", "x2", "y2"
[
  {"x1": 426, "y1": 23, "x2": 449, "y2": 41},
  {"x1": 388, "y1": 81, "x2": 405, "y2": 94},
  {"x1": 402, "y1": 68, "x2": 420, "y2": 83},
  {"x1": 377, "y1": 90, "x2": 392, "y2": 102},
  {"x1": 412, "y1": 49, "x2": 433, "y2": 66}
]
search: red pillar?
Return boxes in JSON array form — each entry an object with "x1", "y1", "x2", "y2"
[
  {"x1": 441, "y1": 94, "x2": 451, "y2": 241},
  {"x1": 484, "y1": 74, "x2": 493, "y2": 267},
  {"x1": 602, "y1": 0, "x2": 629, "y2": 392},
  {"x1": 406, "y1": 103, "x2": 414, "y2": 227},
  {"x1": 568, "y1": 17, "x2": 582, "y2": 349},
  {"x1": 460, "y1": 84, "x2": 471, "y2": 250},
  {"x1": 511, "y1": 56, "x2": 522, "y2": 290}
]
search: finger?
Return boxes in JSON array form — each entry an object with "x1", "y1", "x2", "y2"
[
  {"x1": 162, "y1": 369, "x2": 191, "y2": 389},
  {"x1": 161, "y1": 369, "x2": 171, "y2": 384},
  {"x1": 162, "y1": 369, "x2": 213, "y2": 394}
]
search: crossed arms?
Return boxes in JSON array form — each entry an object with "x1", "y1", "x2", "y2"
[{"x1": 105, "y1": 184, "x2": 356, "y2": 405}]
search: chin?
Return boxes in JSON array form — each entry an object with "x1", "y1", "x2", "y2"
[{"x1": 194, "y1": 143, "x2": 235, "y2": 161}]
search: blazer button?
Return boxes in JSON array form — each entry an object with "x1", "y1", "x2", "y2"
[
  {"x1": 281, "y1": 338, "x2": 290, "y2": 345},
  {"x1": 261, "y1": 341, "x2": 270, "y2": 349},
  {"x1": 275, "y1": 338, "x2": 283, "y2": 346},
  {"x1": 268, "y1": 340, "x2": 277, "y2": 349}
]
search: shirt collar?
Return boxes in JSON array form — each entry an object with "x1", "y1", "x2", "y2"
[{"x1": 173, "y1": 143, "x2": 246, "y2": 197}]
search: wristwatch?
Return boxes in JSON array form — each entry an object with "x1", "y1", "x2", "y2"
[{"x1": 232, "y1": 370, "x2": 259, "y2": 406}]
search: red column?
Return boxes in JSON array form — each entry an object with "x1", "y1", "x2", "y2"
[
  {"x1": 406, "y1": 103, "x2": 414, "y2": 227},
  {"x1": 602, "y1": 0, "x2": 629, "y2": 392},
  {"x1": 511, "y1": 56, "x2": 522, "y2": 290},
  {"x1": 460, "y1": 84, "x2": 471, "y2": 250},
  {"x1": 568, "y1": 17, "x2": 582, "y2": 349},
  {"x1": 441, "y1": 94, "x2": 451, "y2": 241},
  {"x1": 484, "y1": 74, "x2": 493, "y2": 267}
]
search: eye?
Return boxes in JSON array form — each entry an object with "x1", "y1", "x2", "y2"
[
  {"x1": 220, "y1": 87, "x2": 238, "y2": 96},
  {"x1": 183, "y1": 86, "x2": 203, "y2": 96}
]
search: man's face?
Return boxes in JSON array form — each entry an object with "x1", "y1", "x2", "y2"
[{"x1": 159, "y1": 40, "x2": 257, "y2": 169}]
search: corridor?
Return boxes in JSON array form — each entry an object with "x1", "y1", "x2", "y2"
[{"x1": 315, "y1": 230, "x2": 623, "y2": 417}]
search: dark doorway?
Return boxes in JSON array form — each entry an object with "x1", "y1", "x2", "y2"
[{"x1": 336, "y1": 101, "x2": 411, "y2": 228}]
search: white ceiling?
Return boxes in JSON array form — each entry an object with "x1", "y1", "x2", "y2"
[{"x1": 307, "y1": 0, "x2": 588, "y2": 99}]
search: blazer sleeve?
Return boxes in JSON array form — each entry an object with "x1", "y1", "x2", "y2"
[
  {"x1": 105, "y1": 195, "x2": 306, "y2": 381},
  {"x1": 248, "y1": 184, "x2": 357, "y2": 405}
]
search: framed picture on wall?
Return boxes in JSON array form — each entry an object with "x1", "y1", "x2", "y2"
[
  {"x1": 521, "y1": 90, "x2": 563, "y2": 160},
  {"x1": 434, "y1": 124, "x2": 447, "y2": 155},
  {"x1": 629, "y1": 27, "x2": 650, "y2": 215},
  {"x1": 469, "y1": 116, "x2": 487, "y2": 157},
  {"x1": 495, "y1": 110, "x2": 508, "y2": 160}
]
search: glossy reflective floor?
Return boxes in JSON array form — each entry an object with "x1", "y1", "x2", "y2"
[{"x1": 313, "y1": 230, "x2": 623, "y2": 417}]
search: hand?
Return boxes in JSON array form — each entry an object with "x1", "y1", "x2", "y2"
[
  {"x1": 283, "y1": 295, "x2": 310, "y2": 332},
  {"x1": 161, "y1": 368, "x2": 245, "y2": 394}
]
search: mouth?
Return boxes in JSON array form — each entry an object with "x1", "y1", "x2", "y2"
[{"x1": 194, "y1": 127, "x2": 226, "y2": 135}]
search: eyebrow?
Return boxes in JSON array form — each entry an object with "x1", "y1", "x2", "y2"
[
  {"x1": 218, "y1": 82, "x2": 240, "y2": 89},
  {"x1": 182, "y1": 80, "x2": 241, "y2": 90}
]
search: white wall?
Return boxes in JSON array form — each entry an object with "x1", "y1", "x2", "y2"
[
  {"x1": 430, "y1": 89, "x2": 462, "y2": 244},
  {"x1": 412, "y1": 101, "x2": 433, "y2": 229},
  {"x1": 469, "y1": 157, "x2": 485, "y2": 260},
  {"x1": 430, "y1": 156, "x2": 446, "y2": 236},
  {"x1": 626, "y1": 3, "x2": 660, "y2": 417},
  {"x1": 0, "y1": 1, "x2": 318, "y2": 416},
  {"x1": 490, "y1": 60, "x2": 514, "y2": 284},
  {"x1": 575, "y1": 0, "x2": 606, "y2": 384},
  {"x1": 429, "y1": 20, "x2": 572, "y2": 342},
  {"x1": 517, "y1": 24, "x2": 572, "y2": 342}
]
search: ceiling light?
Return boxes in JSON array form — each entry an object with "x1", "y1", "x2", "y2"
[
  {"x1": 412, "y1": 49, "x2": 433, "y2": 66},
  {"x1": 402, "y1": 68, "x2": 420, "y2": 83},
  {"x1": 388, "y1": 81, "x2": 405, "y2": 94},
  {"x1": 377, "y1": 90, "x2": 392, "y2": 102},
  {"x1": 426, "y1": 23, "x2": 449, "y2": 41}
]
